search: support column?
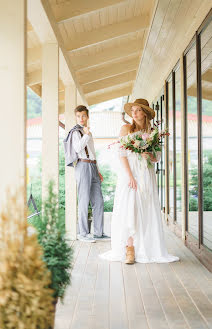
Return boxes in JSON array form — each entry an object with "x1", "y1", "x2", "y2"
[
  {"x1": 42, "y1": 43, "x2": 59, "y2": 202},
  {"x1": 65, "y1": 85, "x2": 77, "y2": 240},
  {"x1": 0, "y1": 0, "x2": 27, "y2": 208},
  {"x1": 180, "y1": 54, "x2": 187, "y2": 242},
  {"x1": 77, "y1": 90, "x2": 84, "y2": 105}
]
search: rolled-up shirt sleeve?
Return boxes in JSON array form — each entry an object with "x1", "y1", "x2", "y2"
[{"x1": 72, "y1": 130, "x2": 91, "y2": 154}]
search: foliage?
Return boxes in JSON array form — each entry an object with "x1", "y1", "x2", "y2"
[
  {"x1": 0, "y1": 189, "x2": 54, "y2": 329},
  {"x1": 27, "y1": 142, "x2": 66, "y2": 234},
  {"x1": 189, "y1": 153, "x2": 212, "y2": 211},
  {"x1": 100, "y1": 163, "x2": 117, "y2": 212},
  {"x1": 32, "y1": 180, "x2": 74, "y2": 300}
]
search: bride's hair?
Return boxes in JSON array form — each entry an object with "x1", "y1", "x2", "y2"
[{"x1": 129, "y1": 108, "x2": 151, "y2": 133}]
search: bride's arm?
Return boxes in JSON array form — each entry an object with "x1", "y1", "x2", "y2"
[{"x1": 119, "y1": 125, "x2": 137, "y2": 191}]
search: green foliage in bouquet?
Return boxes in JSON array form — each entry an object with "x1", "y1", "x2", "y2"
[
  {"x1": 0, "y1": 189, "x2": 54, "y2": 329},
  {"x1": 32, "y1": 180, "x2": 74, "y2": 300}
]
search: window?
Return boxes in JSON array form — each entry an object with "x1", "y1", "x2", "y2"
[
  {"x1": 186, "y1": 42, "x2": 199, "y2": 240},
  {"x1": 168, "y1": 78, "x2": 174, "y2": 217},
  {"x1": 175, "y1": 66, "x2": 182, "y2": 224},
  {"x1": 201, "y1": 20, "x2": 212, "y2": 251}
]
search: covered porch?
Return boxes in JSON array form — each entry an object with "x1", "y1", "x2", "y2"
[{"x1": 0, "y1": 0, "x2": 212, "y2": 328}]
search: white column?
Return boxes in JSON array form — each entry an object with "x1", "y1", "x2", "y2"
[
  {"x1": 77, "y1": 90, "x2": 83, "y2": 105},
  {"x1": 65, "y1": 85, "x2": 77, "y2": 240},
  {"x1": 0, "y1": 0, "x2": 27, "y2": 208},
  {"x1": 42, "y1": 43, "x2": 59, "y2": 202}
]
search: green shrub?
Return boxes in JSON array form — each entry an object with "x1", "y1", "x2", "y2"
[{"x1": 32, "y1": 180, "x2": 73, "y2": 300}]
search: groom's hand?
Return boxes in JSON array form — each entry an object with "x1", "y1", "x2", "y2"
[{"x1": 98, "y1": 172, "x2": 104, "y2": 182}]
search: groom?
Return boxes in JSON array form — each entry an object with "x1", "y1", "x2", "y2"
[{"x1": 63, "y1": 105, "x2": 110, "y2": 243}]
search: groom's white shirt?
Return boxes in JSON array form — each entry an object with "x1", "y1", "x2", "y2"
[{"x1": 72, "y1": 124, "x2": 97, "y2": 161}]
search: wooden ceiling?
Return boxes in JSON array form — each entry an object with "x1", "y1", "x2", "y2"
[
  {"x1": 27, "y1": 0, "x2": 211, "y2": 110},
  {"x1": 187, "y1": 22, "x2": 212, "y2": 101},
  {"x1": 132, "y1": 0, "x2": 212, "y2": 103},
  {"x1": 27, "y1": 0, "x2": 155, "y2": 110}
]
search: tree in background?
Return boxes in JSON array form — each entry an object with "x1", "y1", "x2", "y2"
[{"x1": 189, "y1": 153, "x2": 212, "y2": 211}]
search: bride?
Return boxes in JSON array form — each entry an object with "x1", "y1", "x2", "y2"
[{"x1": 99, "y1": 98, "x2": 180, "y2": 264}]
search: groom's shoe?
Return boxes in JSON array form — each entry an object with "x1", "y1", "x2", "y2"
[
  {"x1": 77, "y1": 234, "x2": 96, "y2": 243},
  {"x1": 93, "y1": 233, "x2": 111, "y2": 241},
  {"x1": 125, "y1": 245, "x2": 135, "y2": 264}
]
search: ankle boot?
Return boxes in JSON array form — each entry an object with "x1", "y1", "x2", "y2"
[{"x1": 125, "y1": 245, "x2": 135, "y2": 264}]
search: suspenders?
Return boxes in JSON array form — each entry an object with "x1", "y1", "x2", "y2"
[{"x1": 78, "y1": 130, "x2": 90, "y2": 159}]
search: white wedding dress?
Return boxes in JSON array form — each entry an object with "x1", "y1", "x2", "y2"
[{"x1": 99, "y1": 130, "x2": 180, "y2": 263}]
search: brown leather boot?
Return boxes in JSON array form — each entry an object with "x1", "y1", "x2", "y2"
[{"x1": 125, "y1": 245, "x2": 135, "y2": 264}]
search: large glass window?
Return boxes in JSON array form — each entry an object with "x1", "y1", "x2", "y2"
[
  {"x1": 175, "y1": 66, "x2": 182, "y2": 224},
  {"x1": 201, "y1": 20, "x2": 212, "y2": 251},
  {"x1": 168, "y1": 78, "x2": 174, "y2": 218},
  {"x1": 186, "y1": 42, "x2": 198, "y2": 240}
]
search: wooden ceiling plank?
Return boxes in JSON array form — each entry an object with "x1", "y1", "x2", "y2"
[
  {"x1": 202, "y1": 69, "x2": 212, "y2": 83},
  {"x1": 64, "y1": 15, "x2": 150, "y2": 51},
  {"x1": 52, "y1": 0, "x2": 126, "y2": 23},
  {"x1": 77, "y1": 55, "x2": 139, "y2": 84},
  {"x1": 86, "y1": 84, "x2": 132, "y2": 105},
  {"x1": 69, "y1": 38, "x2": 143, "y2": 70},
  {"x1": 83, "y1": 70, "x2": 136, "y2": 93}
]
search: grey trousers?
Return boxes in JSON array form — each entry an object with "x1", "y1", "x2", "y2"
[{"x1": 75, "y1": 161, "x2": 104, "y2": 237}]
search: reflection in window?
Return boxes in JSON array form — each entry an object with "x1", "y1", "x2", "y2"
[
  {"x1": 168, "y1": 79, "x2": 174, "y2": 217},
  {"x1": 201, "y1": 20, "x2": 212, "y2": 251},
  {"x1": 175, "y1": 66, "x2": 182, "y2": 224},
  {"x1": 186, "y1": 42, "x2": 198, "y2": 240}
]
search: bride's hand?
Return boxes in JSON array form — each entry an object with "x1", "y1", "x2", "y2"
[
  {"x1": 128, "y1": 175, "x2": 137, "y2": 191},
  {"x1": 142, "y1": 152, "x2": 157, "y2": 162}
]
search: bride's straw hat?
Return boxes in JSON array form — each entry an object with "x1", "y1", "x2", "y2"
[{"x1": 124, "y1": 98, "x2": 155, "y2": 120}]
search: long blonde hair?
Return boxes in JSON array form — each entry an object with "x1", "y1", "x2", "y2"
[{"x1": 129, "y1": 108, "x2": 151, "y2": 133}]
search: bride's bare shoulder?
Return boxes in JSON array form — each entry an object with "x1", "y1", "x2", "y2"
[{"x1": 119, "y1": 124, "x2": 131, "y2": 137}]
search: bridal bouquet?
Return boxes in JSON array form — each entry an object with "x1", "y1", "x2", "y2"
[{"x1": 108, "y1": 122, "x2": 169, "y2": 168}]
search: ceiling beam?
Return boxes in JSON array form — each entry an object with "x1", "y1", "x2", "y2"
[
  {"x1": 59, "y1": 103, "x2": 65, "y2": 114},
  {"x1": 27, "y1": 69, "x2": 64, "y2": 91},
  {"x1": 53, "y1": 0, "x2": 126, "y2": 23},
  {"x1": 28, "y1": 0, "x2": 87, "y2": 105},
  {"x1": 202, "y1": 69, "x2": 212, "y2": 83},
  {"x1": 29, "y1": 84, "x2": 42, "y2": 97},
  {"x1": 27, "y1": 69, "x2": 42, "y2": 86},
  {"x1": 27, "y1": 47, "x2": 42, "y2": 65},
  {"x1": 69, "y1": 39, "x2": 143, "y2": 70},
  {"x1": 77, "y1": 55, "x2": 139, "y2": 84},
  {"x1": 83, "y1": 70, "x2": 136, "y2": 94},
  {"x1": 86, "y1": 84, "x2": 132, "y2": 106},
  {"x1": 64, "y1": 15, "x2": 150, "y2": 51}
]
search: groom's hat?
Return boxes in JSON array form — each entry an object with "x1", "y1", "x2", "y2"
[{"x1": 124, "y1": 98, "x2": 155, "y2": 120}]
